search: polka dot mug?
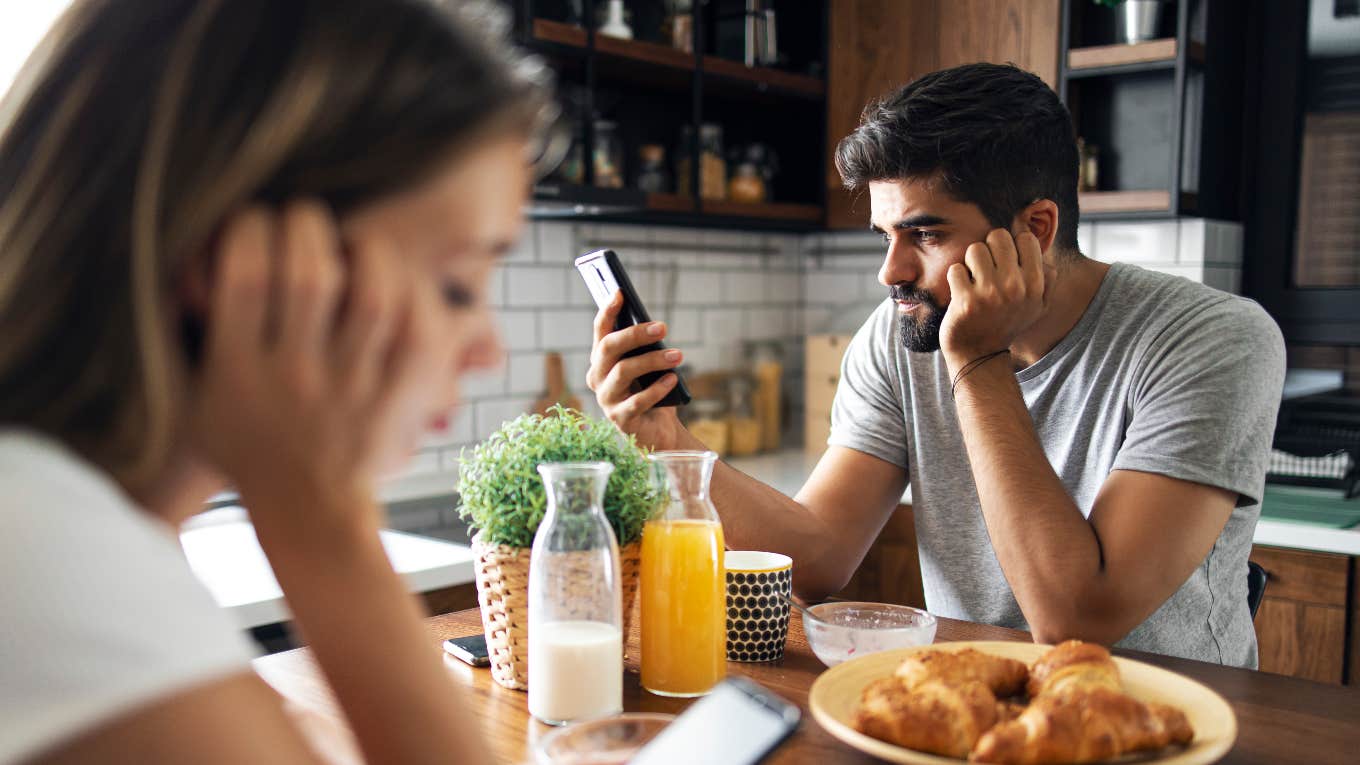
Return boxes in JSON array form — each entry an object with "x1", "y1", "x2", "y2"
[{"x1": 723, "y1": 551, "x2": 793, "y2": 662}]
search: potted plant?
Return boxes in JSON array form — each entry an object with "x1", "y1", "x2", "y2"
[
  {"x1": 1095, "y1": 0, "x2": 1167, "y2": 45},
  {"x1": 457, "y1": 405, "x2": 658, "y2": 690}
]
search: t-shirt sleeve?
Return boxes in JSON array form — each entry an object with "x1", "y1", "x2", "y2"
[
  {"x1": 1112, "y1": 296, "x2": 1286, "y2": 506},
  {"x1": 827, "y1": 300, "x2": 910, "y2": 469},
  {"x1": 0, "y1": 462, "x2": 254, "y2": 764}
]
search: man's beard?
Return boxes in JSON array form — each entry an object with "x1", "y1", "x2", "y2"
[{"x1": 891, "y1": 284, "x2": 946, "y2": 353}]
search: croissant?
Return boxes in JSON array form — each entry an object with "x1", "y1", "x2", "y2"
[
  {"x1": 895, "y1": 647, "x2": 1029, "y2": 698},
  {"x1": 969, "y1": 685, "x2": 1195, "y2": 764},
  {"x1": 853, "y1": 677, "x2": 1001, "y2": 759},
  {"x1": 1025, "y1": 640, "x2": 1120, "y2": 698}
]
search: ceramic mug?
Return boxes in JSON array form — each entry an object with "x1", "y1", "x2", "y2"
[{"x1": 724, "y1": 551, "x2": 793, "y2": 662}]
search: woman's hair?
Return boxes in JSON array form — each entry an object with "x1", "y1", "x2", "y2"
[
  {"x1": 836, "y1": 63, "x2": 1080, "y2": 253},
  {"x1": 0, "y1": 0, "x2": 549, "y2": 489}
]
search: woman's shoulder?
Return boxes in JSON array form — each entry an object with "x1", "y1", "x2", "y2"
[{"x1": 0, "y1": 429, "x2": 255, "y2": 765}]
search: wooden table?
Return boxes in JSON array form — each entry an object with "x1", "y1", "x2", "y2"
[{"x1": 254, "y1": 609, "x2": 1360, "y2": 764}]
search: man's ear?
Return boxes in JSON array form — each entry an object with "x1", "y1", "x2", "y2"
[{"x1": 1013, "y1": 199, "x2": 1060, "y2": 254}]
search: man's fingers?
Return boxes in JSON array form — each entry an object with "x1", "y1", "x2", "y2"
[
  {"x1": 945, "y1": 262, "x2": 972, "y2": 300},
  {"x1": 209, "y1": 208, "x2": 274, "y2": 364},
  {"x1": 600, "y1": 348, "x2": 683, "y2": 406},
  {"x1": 592, "y1": 290, "x2": 624, "y2": 344},
  {"x1": 962, "y1": 242, "x2": 993, "y2": 289},
  {"x1": 613, "y1": 374, "x2": 678, "y2": 423},
  {"x1": 1014, "y1": 231, "x2": 1045, "y2": 295}
]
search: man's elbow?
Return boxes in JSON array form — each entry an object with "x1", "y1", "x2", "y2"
[
  {"x1": 1026, "y1": 607, "x2": 1131, "y2": 647},
  {"x1": 791, "y1": 564, "x2": 852, "y2": 605}
]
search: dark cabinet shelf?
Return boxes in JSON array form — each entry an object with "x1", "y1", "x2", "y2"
[
  {"x1": 1066, "y1": 38, "x2": 1206, "y2": 78},
  {"x1": 701, "y1": 200, "x2": 822, "y2": 222},
  {"x1": 531, "y1": 18, "x2": 586, "y2": 49}
]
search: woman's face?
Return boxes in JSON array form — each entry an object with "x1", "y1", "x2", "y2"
[{"x1": 342, "y1": 136, "x2": 528, "y2": 468}]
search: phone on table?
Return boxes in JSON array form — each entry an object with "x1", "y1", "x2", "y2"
[
  {"x1": 574, "y1": 248, "x2": 691, "y2": 408},
  {"x1": 629, "y1": 678, "x2": 800, "y2": 765},
  {"x1": 442, "y1": 634, "x2": 490, "y2": 667}
]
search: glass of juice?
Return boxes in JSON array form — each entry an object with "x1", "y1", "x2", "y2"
[{"x1": 641, "y1": 450, "x2": 726, "y2": 697}]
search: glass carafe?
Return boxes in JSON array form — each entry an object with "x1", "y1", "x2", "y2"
[
  {"x1": 640, "y1": 451, "x2": 726, "y2": 697},
  {"x1": 528, "y1": 462, "x2": 623, "y2": 725}
]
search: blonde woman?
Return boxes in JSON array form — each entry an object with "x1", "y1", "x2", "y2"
[{"x1": 0, "y1": 1, "x2": 549, "y2": 762}]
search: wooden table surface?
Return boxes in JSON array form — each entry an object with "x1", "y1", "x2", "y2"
[{"x1": 254, "y1": 608, "x2": 1360, "y2": 764}]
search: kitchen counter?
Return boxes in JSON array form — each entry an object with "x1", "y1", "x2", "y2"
[
  {"x1": 181, "y1": 507, "x2": 475, "y2": 630},
  {"x1": 728, "y1": 450, "x2": 1360, "y2": 557}
]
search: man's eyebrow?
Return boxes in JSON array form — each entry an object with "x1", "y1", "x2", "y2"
[{"x1": 869, "y1": 214, "x2": 949, "y2": 233}]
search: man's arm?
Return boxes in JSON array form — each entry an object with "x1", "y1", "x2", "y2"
[
  {"x1": 950, "y1": 359, "x2": 1235, "y2": 645},
  {"x1": 587, "y1": 292, "x2": 907, "y2": 600}
]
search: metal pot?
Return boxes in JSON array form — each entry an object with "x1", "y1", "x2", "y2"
[{"x1": 1113, "y1": 0, "x2": 1165, "y2": 44}]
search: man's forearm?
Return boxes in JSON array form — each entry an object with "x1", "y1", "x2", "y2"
[{"x1": 949, "y1": 358, "x2": 1112, "y2": 642}]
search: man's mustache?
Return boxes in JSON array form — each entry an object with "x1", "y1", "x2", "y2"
[{"x1": 890, "y1": 284, "x2": 938, "y2": 306}]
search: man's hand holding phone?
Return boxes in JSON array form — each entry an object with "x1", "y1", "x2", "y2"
[{"x1": 587, "y1": 291, "x2": 692, "y2": 451}]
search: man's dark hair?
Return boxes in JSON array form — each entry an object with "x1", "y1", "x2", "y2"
[{"x1": 835, "y1": 63, "x2": 1080, "y2": 253}]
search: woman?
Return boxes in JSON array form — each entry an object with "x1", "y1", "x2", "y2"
[{"x1": 0, "y1": 1, "x2": 548, "y2": 762}]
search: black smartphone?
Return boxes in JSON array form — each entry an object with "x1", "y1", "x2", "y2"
[
  {"x1": 574, "y1": 248, "x2": 691, "y2": 407},
  {"x1": 629, "y1": 678, "x2": 800, "y2": 765},
  {"x1": 442, "y1": 634, "x2": 490, "y2": 667}
]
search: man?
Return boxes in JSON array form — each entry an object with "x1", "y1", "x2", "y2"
[{"x1": 587, "y1": 63, "x2": 1284, "y2": 667}]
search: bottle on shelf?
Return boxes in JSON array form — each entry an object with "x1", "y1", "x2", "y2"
[
  {"x1": 592, "y1": 119, "x2": 624, "y2": 189},
  {"x1": 636, "y1": 144, "x2": 672, "y2": 194},
  {"x1": 598, "y1": 0, "x2": 633, "y2": 40}
]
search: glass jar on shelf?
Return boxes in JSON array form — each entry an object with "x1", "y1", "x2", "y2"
[
  {"x1": 636, "y1": 144, "x2": 671, "y2": 193},
  {"x1": 662, "y1": 0, "x2": 694, "y2": 53},
  {"x1": 592, "y1": 119, "x2": 624, "y2": 189},
  {"x1": 728, "y1": 161, "x2": 766, "y2": 204},
  {"x1": 676, "y1": 123, "x2": 727, "y2": 200}
]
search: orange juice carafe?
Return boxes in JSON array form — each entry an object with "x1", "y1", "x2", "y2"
[{"x1": 641, "y1": 450, "x2": 726, "y2": 697}]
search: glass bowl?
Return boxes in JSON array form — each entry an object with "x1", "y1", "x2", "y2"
[
  {"x1": 534, "y1": 712, "x2": 675, "y2": 764},
  {"x1": 802, "y1": 601, "x2": 937, "y2": 667}
]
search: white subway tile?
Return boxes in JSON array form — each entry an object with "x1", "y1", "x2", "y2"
[
  {"x1": 565, "y1": 268, "x2": 598, "y2": 309},
  {"x1": 802, "y1": 307, "x2": 834, "y2": 335},
  {"x1": 536, "y1": 221, "x2": 578, "y2": 263},
  {"x1": 701, "y1": 230, "x2": 754, "y2": 250},
  {"x1": 1093, "y1": 221, "x2": 1179, "y2": 265},
  {"x1": 505, "y1": 223, "x2": 538, "y2": 263},
  {"x1": 651, "y1": 226, "x2": 700, "y2": 248},
  {"x1": 1077, "y1": 222, "x2": 1096, "y2": 259},
  {"x1": 702, "y1": 308, "x2": 745, "y2": 344},
  {"x1": 589, "y1": 223, "x2": 651, "y2": 246},
  {"x1": 1205, "y1": 220, "x2": 1244, "y2": 268},
  {"x1": 474, "y1": 397, "x2": 534, "y2": 439},
  {"x1": 400, "y1": 450, "x2": 443, "y2": 477},
  {"x1": 537, "y1": 308, "x2": 597, "y2": 350},
  {"x1": 507, "y1": 351, "x2": 547, "y2": 396},
  {"x1": 766, "y1": 272, "x2": 801, "y2": 305},
  {"x1": 496, "y1": 311, "x2": 538, "y2": 351},
  {"x1": 705, "y1": 253, "x2": 764, "y2": 269},
  {"x1": 745, "y1": 307, "x2": 790, "y2": 341},
  {"x1": 681, "y1": 345, "x2": 724, "y2": 373},
  {"x1": 803, "y1": 271, "x2": 863, "y2": 304},
  {"x1": 1203, "y1": 267, "x2": 1241, "y2": 294},
  {"x1": 459, "y1": 366, "x2": 508, "y2": 399},
  {"x1": 665, "y1": 308, "x2": 703, "y2": 344},
  {"x1": 447, "y1": 409, "x2": 476, "y2": 446},
  {"x1": 722, "y1": 271, "x2": 767, "y2": 304},
  {"x1": 486, "y1": 265, "x2": 507, "y2": 307},
  {"x1": 1177, "y1": 218, "x2": 1206, "y2": 265},
  {"x1": 676, "y1": 269, "x2": 723, "y2": 305},
  {"x1": 563, "y1": 351, "x2": 594, "y2": 397},
  {"x1": 505, "y1": 265, "x2": 567, "y2": 308}
]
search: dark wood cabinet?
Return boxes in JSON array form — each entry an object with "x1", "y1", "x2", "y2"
[
  {"x1": 825, "y1": 0, "x2": 1061, "y2": 229},
  {"x1": 1249, "y1": 544, "x2": 1357, "y2": 685},
  {"x1": 836, "y1": 504, "x2": 926, "y2": 608}
]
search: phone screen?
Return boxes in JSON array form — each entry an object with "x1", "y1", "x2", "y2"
[
  {"x1": 629, "y1": 679, "x2": 799, "y2": 765},
  {"x1": 443, "y1": 634, "x2": 490, "y2": 666}
]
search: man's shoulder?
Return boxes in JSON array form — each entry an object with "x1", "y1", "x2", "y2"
[{"x1": 1105, "y1": 264, "x2": 1282, "y2": 352}]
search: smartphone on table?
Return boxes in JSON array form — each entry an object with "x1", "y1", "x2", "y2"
[
  {"x1": 574, "y1": 249, "x2": 691, "y2": 408},
  {"x1": 442, "y1": 633, "x2": 490, "y2": 667},
  {"x1": 629, "y1": 678, "x2": 800, "y2": 764}
]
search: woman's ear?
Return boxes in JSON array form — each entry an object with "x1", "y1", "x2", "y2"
[
  {"x1": 178, "y1": 252, "x2": 213, "y2": 320},
  {"x1": 1014, "y1": 199, "x2": 1060, "y2": 254}
]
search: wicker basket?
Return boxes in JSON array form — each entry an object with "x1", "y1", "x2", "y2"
[{"x1": 471, "y1": 533, "x2": 641, "y2": 691}]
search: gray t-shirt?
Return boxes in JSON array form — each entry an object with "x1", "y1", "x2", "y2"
[{"x1": 828, "y1": 262, "x2": 1285, "y2": 667}]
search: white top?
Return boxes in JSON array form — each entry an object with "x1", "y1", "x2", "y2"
[
  {"x1": 182, "y1": 506, "x2": 476, "y2": 630},
  {"x1": 0, "y1": 430, "x2": 254, "y2": 765}
]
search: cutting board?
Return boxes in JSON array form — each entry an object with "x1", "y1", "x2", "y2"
[{"x1": 532, "y1": 352, "x2": 582, "y2": 416}]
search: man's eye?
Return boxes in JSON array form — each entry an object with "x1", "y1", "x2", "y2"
[
  {"x1": 915, "y1": 230, "x2": 941, "y2": 244},
  {"x1": 442, "y1": 283, "x2": 474, "y2": 307}
]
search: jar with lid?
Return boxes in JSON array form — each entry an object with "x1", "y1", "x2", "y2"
[
  {"x1": 677, "y1": 123, "x2": 726, "y2": 200},
  {"x1": 728, "y1": 161, "x2": 765, "y2": 204},
  {"x1": 685, "y1": 398, "x2": 728, "y2": 456},
  {"x1": 725, "y1": 374, "x2": 762, "y2": 456},
  {"x1": 635, "y1": 144, "x2": 671, "y2": 193},
  {"x1": 592, "y1": 119, "x2": 624, "y2": 189}
]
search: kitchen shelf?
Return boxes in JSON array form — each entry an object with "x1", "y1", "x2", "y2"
[
  {"x1": 701, "y1": 200, "x2": 823, "y2": 222},
  {"x1": 1066, "y1": 39, "x2": 1206, "y2": 79},
  {"x1": 1078, "y1": 190, "x2": 1171, "y2": 213},
  {"x1": 531, "y1": 19, "x2": 586, "y2": 49},
  {"x1": 702, "y1": 57, "x2": 825, "y2": 99},
  {"x1": 646, "y1": 193, "x2": 695, "y2": 213}
]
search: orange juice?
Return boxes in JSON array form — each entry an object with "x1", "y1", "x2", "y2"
[{"x1": 640, "y1": 518, "x2": 726, "y2": 696}]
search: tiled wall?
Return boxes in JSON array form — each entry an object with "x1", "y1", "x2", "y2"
[{"x1": 385, "y1": 216, "x2": 1248, "y2": 534}]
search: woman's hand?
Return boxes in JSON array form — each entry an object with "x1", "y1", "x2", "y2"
[
  {"x1": 586, "y1": 291, "x2": 691, "y2": 451},
  {"x1": 189, "y1": 201, "x2": 424, "y2": 541}
]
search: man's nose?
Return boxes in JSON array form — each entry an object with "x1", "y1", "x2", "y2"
[{"x1": 878, "y1": 240, "x2": 919, "y2": 288}]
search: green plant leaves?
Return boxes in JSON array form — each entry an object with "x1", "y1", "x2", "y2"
[{"x1": 456, "y1": 404, "x2": 659, "y2": 548}]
